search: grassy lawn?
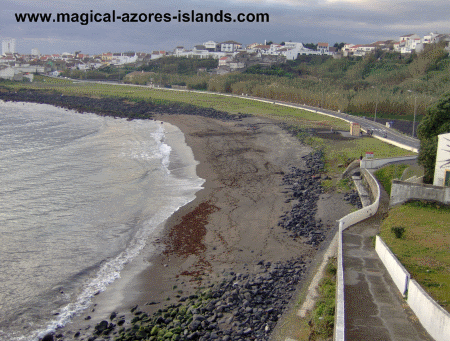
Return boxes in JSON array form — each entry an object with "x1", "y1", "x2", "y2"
[
  {"x1": 374, "y1": 164, "x2": 409, "y2": 195},
  {"x1": 309, "y1": 257, "x2": 337, "y2": 341},
  {"x1": 380, "y1": 201, "x2": 450, "y2": 312},
  {"x1": 2, "y1": 77, "x2": 349, "y2": 130},
  {"x1": 315, "y1": 137, "x2": 415, "y2": 191}
]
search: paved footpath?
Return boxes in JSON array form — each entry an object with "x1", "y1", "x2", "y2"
[{"x1": 343, "y1": 186, "x2": 434, "y2": 341}]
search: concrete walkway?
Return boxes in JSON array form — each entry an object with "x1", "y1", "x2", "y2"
[{"x1": 343, "y1": 185, "x2": 434, "y2": 341}]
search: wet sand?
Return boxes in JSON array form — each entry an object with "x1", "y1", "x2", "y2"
[{"x1": 60, "y1": 113, "x2": 352, "y2": 339}]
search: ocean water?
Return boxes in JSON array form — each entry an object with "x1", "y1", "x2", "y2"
[{"x1": 0, "y1": 101, "x2": 204, "y2": 341}]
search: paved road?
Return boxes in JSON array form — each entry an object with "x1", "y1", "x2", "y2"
[{"x1": 264, "y1": 99, "x2": 420, "y2": 153}]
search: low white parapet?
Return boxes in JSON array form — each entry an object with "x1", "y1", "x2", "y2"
[
  {"x1": 360, "y1": 155, "x2": 417, "y2": 170},
  {"x1": 335, "y1": 169, "x2": 381, "y2": 341},
  {"x1": 375, "y1": 236, "x2": 410, "y2": 296},
  {"x1": 334, "y1": 224, "x2": 345, "y2": 341},
  {"x1": 407, "y1": 279, "x2": 450, "y2": 341},
  {"x1": 376, "y1": 236, "x2": 450, "y2": 341}
]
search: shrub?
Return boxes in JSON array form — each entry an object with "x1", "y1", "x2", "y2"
[{"x1": 391, "y1": 226, "x2": 406, "y2": 239}]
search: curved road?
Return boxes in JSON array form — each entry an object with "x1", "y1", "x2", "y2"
[{"x1": 68, "y1": 78, "x2": 421, "y2": 153}]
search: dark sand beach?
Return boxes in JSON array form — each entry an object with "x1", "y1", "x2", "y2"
[
  {"x1": 0, "y1": 90, "x2": 352, "y2": 340},
  {"x1": 60, "y1": 113, "x2": 352, "y2": 340}
]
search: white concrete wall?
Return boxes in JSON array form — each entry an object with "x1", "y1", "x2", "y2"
[
  {"x1": 375, "y1": 236, "x2": 410, "y2": 296},
  {"x1": 375, "y1": 235, "x2": 450, "y2": 341},
  {"x1": 407, "y1": 279, "x2": 450, "y2": 341},
  {"x1": 335, "y1": 224, "x2": 345, "y2": 341},
  {"x1": 364, "y1": 135, "x2": 418, "y2": 153},
  {"x1": 335, "y1": 169, "x2": 381, "y2": 341},
  {"x1": 390, "y1": 180, "x2": 450, "y2": 206},
  {"x1": 433, "y1": 133, "x2": 450, "y2": 186},
  {"x1": 360, "y1": 155, "x2": 417, "y2": 169},
  {"x1": 339, "y1": 169, "x2": 380, "y2": 231}
]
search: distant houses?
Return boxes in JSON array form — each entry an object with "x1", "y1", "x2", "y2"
[{"x1": 1, "y1": 32, "x2": 450, "y2": 81}]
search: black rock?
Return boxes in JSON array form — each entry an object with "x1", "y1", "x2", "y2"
[
  {"x1": 94, "y1": 320, "x2": 109, "y2": 334},
  {"x1": 41, "y1": 334, "x2": 54, "y2": 341}
]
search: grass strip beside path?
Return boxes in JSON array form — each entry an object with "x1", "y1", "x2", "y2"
[
  {"x1": 380, "y1": 201, "x2": 450, "y2": 313},
  {"x1": 374, "y1": 164, "x2": 409, "y2": 195}
]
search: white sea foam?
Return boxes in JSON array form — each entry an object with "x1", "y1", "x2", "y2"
[{"x1": 0, "y1": 101, "x2": 204, "y2": 341}]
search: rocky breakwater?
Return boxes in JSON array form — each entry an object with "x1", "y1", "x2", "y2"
[
  {"x1": 278, "y1": 151, "x2": 326, "y2": 246},
  {"x1": 70, "y1": 258, "x2": 307, "y2": 341},
  {"x1": 0, "y1": 88, "x2": 249, "y2": 122}
]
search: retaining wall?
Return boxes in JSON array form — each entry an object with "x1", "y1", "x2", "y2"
[
  {"x1": 360, "y1": 155, "x2": 417, "y2": 169},
  {"x1": 376, "y1": 235, "x2": 450, "y2": 341},
  {"x1": 368, "y1": 135, "x2": 419, "y2": 153},
  {"x1": 374, "y1": 236, "x2": 410, "y2": 296},
  {"x1": 390, "y1": 180, "x2": 450, "y2": 207},
  {"x1": 338, "y1": 169, "x2": 380, "y2": 230},
  {"x1": 334, "y1": 169, "x2": 381, "y2": 341},
  {"x1": 407, "y1": 279, "x2": 450, "y2": 341}
]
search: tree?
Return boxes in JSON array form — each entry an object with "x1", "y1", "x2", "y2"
[
  {"x1": 304, "y1": 43, "x2": 317, "y2": 51},
  {"x1": 333, "y1": 42, "x2": 345, "y2": 51},
  {"x1": 417, "y1": 92, "x2": 450, "y2": 183}
]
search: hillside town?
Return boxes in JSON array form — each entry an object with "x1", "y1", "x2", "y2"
[{"x1": 1, "y1": 32, "x2": 450, "y2": 81}]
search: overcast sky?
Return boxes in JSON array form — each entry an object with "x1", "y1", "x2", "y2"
[{"x1": 1, "y1": 0, "x2": 449, "y2": 55}]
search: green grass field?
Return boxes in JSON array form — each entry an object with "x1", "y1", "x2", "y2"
[
  {"x1": 2, "y1": 77, "x2": 350, "y2": 130},
  {"x1": 2, "y1": 77, "x2": 416, "y2": 184},
  {"x1": 380, "y1": 201, "x2": 450, "y2": 312}
]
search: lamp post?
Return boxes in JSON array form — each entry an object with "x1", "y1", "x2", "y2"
[{"x1": 407, "y1": 90, "x2": 417, "y2": 138}]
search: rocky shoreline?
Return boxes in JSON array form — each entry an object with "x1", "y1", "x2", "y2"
[
  {"x1": 0, "y1": 88, "x2": 353, "y2": 341},
  {"x1": 41, "y1": 150, "x2": 329, "y2": 341},
  {"x1": 106, "y1": 258, "x2": 307, "y2": 341},
  {"x1": 0, "y1": 88, "x2": 248, "y2": 122},
  {"x1": 278, "y1": 151, "x2": 326, "y2": 246}
]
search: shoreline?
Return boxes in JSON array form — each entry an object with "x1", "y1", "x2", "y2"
[
  {"x1": 0, "y1": 91, "x2": 353, "y2": 340},
  {"x1": 67, "y1": 114, "x2": 352, "y2": 341}
]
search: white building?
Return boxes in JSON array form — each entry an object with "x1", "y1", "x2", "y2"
[
  {"x1": 203, "y1": 41, "x2": 219, "y2": 51},
  {"x1": 284, "y1": 42, "x2": 304, "y2": 50},
  {"x1": 399, "y1": 34, "x2": 420, "y2": 49},
  {"x1": 433, "y1": 132, "x2": 450, "y2": 187},
  {"x1": 317, "y1": 42, "x2": 329, "y2": 54},
  {"x1": 110, "y1": 53, "x2": 138, "y2": 65},
  {"x1": 423, "y1": 32, "x2": 440, "y2": 44},
  {"x1": 2, "y1": 38, "x2": 16, "y2": 54},
  {"x1": 220, "y1": 41, "x2": 242, "y2": 52},
  {"x1": 0, "y1": 65, "x2": 15, "y2": 79},
  {"x1": 218, "y1": 56, "x2": 232, "y2": 66},
  {"x1": 31, "y1": 48, "x2": 40, "y2": 56}
]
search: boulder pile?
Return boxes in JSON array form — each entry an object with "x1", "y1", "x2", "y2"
[{"x1": 278, "y1": 151, "x2": 326, "y2": 246}]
